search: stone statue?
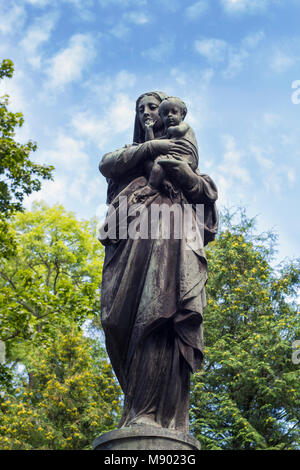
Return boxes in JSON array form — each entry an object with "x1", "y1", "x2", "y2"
[
  {"x1": 143, "y1": 96, "x2": 198, "y2": 191},
  {"x1": 98, "y1": 91, "x2": 218, "y2": 436}
]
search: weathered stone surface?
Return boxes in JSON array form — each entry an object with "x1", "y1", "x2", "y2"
[
  {"x1": 97, "y1": 91, "x2": 218, "y2": 435},
  {"x1": 93, "y1": 425, "x2": 200, "y2": 451}
]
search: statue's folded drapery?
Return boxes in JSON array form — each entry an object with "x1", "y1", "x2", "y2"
[{"x1": 99, "y1": 140, "x2": 218, "y2": 431}]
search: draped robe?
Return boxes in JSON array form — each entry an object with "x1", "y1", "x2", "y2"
[{"x1": 99, "y1": 134, "x2": 218, "y2": 432}]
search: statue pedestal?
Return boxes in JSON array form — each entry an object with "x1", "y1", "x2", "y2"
[{"x1": 92, "y1": 425, "x2": 200, "y2": 451}]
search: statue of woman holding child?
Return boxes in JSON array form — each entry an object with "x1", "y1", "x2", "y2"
[{"x1": 98, "y1": 91, "x2": 218, "y2": 433}]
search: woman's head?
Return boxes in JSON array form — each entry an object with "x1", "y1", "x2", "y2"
[{"x1": 133, "y1": 91, "x2": 168, "y2": 143}]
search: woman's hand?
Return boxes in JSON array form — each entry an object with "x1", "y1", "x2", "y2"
[
  {"x1": 157, "y1": 159, "x2": 199, "y2": 190},
  {"x1": 144, "y1": 118, "x2": 156, "y2": 129}
]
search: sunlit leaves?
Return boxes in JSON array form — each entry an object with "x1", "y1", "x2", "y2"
[
  {"x1": 0, "y1": 329, "x2": 121, "y2": 450},
  {"x1": 0, "y1": 203, "x2": 121, "y2": 449},
  {"x1": 1, "y1": 203, "x2": 298, "y2": 449},
  {"x1": 0, "y1": 202, "x2": 104, "y2": 342},
  {"x1": 0, "y1": 59, "x2": 53, "y2": 257},
  {"x1": 191, "y1": 209, "x2": 300, "y2": 450}
]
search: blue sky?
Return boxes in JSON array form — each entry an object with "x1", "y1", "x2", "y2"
[{"x1": 0, "y1": 0, "x2": 299, "y2": 263}]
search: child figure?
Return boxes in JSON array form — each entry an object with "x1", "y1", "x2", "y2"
[{"x1": 144, "y1": 96, "x2": 199, "y2": 190}]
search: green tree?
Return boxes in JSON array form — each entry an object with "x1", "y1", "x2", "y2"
[
  {"x1": 0, "y1": 203, "x2": 121, "y2": 449},
  {"x1": 0, "y1": 327, "x2": 121, "y2": 450},
  {"x1": 0, "y1": 202, "x2": 103, "y2": 343},
  {"x1": 0, "y1": 59, "x2": 53, "y2": 257},
  {"x1": 191, "y1": 209, "x2": 300, "y2": 450}
]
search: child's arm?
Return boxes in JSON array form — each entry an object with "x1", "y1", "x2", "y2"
[{"x1": 167, "y1": 121, "x2": 189, "y2": 138}]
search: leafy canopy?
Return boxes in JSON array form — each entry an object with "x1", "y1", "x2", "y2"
[
  {"x1": 0, "y1": 203, "x2": 121, "y2": 449},
  {"x1": 0, "y1": 59, "x2": 54, "y2": 256},
  {"x1": 191, "y1": 209, "x2": 300, "y2": 450},
  {"x1": 0, "y1": 202, "x2": 104, "y2": 344}
]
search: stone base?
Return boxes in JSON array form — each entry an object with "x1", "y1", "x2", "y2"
[{"x1": 92, "y1": 425, "x2": 200, "y2": 451}]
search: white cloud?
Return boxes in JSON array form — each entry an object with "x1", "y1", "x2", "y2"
[
  {"x1": 71, "y1": 112, "x2": 110, "y2": 143},
  {"x1": 24, "y1": 133, "x2": 92, "y2": 209},
  {"x1": 142, "y1": 37, "x2": 175, "y2": 62},
  {"x1": 123, "y1": 11, "x2": 151, "y2": 24},
  {"x1": 81, "y1": 175, "x2": 104, "y2": 204},
  {"x1": 270, "y1": 49, "x2": 296, "y2": 73},
  {"x1": 109, "y1": 22, "x2": 130, "y2": 39},
  {"x1": 114, "y1": 70, "x2": 137, "y2": 89},
  {"x1": 154, "y1": 0, "x2": 181, "y2": 12},
  {"x1": 23, "y1": 0, "x2": 95, "y2": 21},
  {"x1": 220, "y1": 0, "x2": 277, "y2": 14},
  {"x1": 23, "y1": 0, "x2": 51, "y2": 6},
  {"x1": 0, "y1": 69, "x2": 35, "y2": 144},
  {"x1": 221, "y1": 0, "x2": 256, "y2": 12},
  {"x1": 24, "y1": 176, "x2": 68, "y2": 209},
  {"x1": 71, "y1": 92, "x2": 135, "y2": 149},
  {"x1": 65, "y1": 0, "x2": 93, "y2": 7},
  {"x1": 225, "y1": 31, "x2": 264, "y2": 77},
  {"x1": 214, "y1": 135, "x2": 251, "y2": 206},
  {"x1": 194, "y1": 38, "x2": 228, "y2": 63},
  {"x1": 268, "y1": 37, "x2": 300, "y2": 74},
  {"x1": 220, "y1": 135, "x2": 250, "y2": 184},
  {"x1": 106, "y1": 93, "x2": 135, "y2": 134},
  {"x1": 263, "y1": 112, "x2": 281, "y2": 127},
  {"x1": 46, "y1": 34, "x2": 96, "y2": 89},
  {"x1": 20, "y1": 13, "x2": 58, "y2": 69},
  {"x1": 0, "y1": 2, "x2": 26, "y2": 34},
  {"x1": 223, "y1": 49, "x2": 248, "y2": 78},
  {"x1": 64, "y1": 0, "x2": 95, "y2": 21},
  {"x1": 249, "y1": 144, "x2": 297, "y2": 194},
  {"x1": 83, "y1": 70, "x2": 136, "y2": 103},
  {"x1": 99, "y1": 0, "x2": 147, "y2": 7},
  {"x1": 250, "y1": 144, "x2": 273, "y2": 171},
  {"x1": 194, "y1": 31, "x2": 264, "y2": 78},
  {"x1": 241, "y1": 30, "x2": 265, "y2": 49},
  {"x1": 25, "y1": 172, "x2": 102, "y2": 215},
  {"x1": 170, "y1": 68, "x2": 188, "y2": 87},
  {"x1": 287, "y1": 168, "x2": 296, "y2": 185},
  {"x1": 49, "y1": 134, "x2": 90, "y2": 169},
  {"x1": 96, "y1": 202, "x2": 109, "y2": 224},
  {"x1": 185, "y1": 1, "x2": 209, "y2": 20},
  {"x1": 24, "y1": 0, "x2": 93, "y2": 8},
  {"x1": 0, "y1": 69, "x2": 26, "y2": 113}
]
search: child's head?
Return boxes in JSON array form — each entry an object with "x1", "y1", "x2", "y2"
[{"x1": 158, "y1": 96, "x2": 187, "y2": 129}]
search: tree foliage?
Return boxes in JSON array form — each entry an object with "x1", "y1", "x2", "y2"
[
  {"x1": 190, "y1": 209, "x2": 300, "y2": 450},
  {"x1": 0, "y1": 202, "x2": 103, "y2": 344},
  {"x1": 0, "y1": 57, "x2": 122, "y2": 444},
  {"x1": 0, "y1": 203, "x2": 121, "y2": 449},
  {"x1": 0, "y1": 59, "x2": 54, "y2": 257},
  {"x1": 0, "y1": 202, "x2": 299, "y2": 450},
  {"x1": 0, "y1": 327, "x2": 121, "y2": 450}
]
